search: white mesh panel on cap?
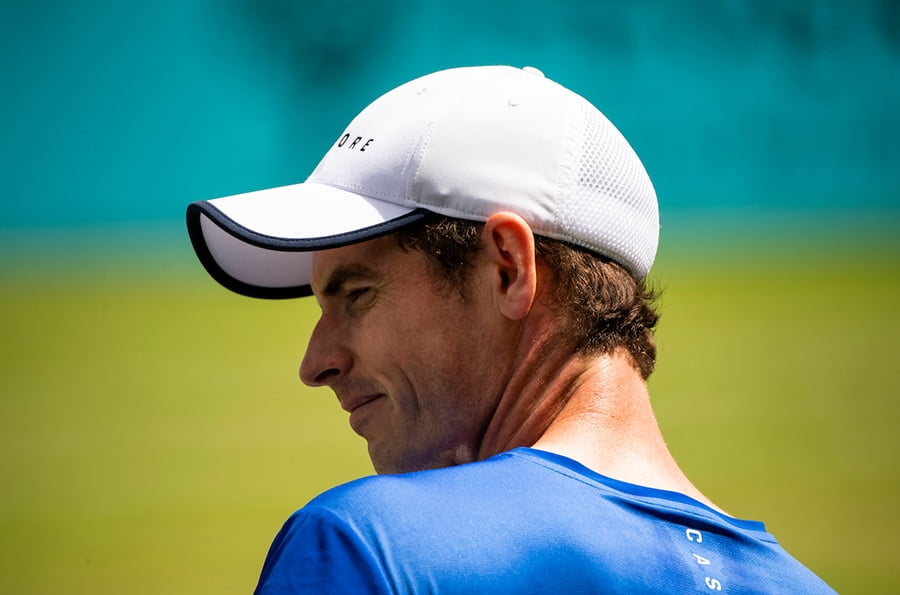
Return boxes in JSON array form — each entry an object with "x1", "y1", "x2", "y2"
[{"x1": 561, "y1": 99, "x2": 659, "y2": 278}]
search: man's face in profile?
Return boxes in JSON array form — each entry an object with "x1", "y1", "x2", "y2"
[{"x1": 300, "y1": 235, "x2": 512, "y2": 473}]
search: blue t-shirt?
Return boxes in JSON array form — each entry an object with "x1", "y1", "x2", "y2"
[{"x1": 255, "y1": 448, "x2": 835, "y2": 593}]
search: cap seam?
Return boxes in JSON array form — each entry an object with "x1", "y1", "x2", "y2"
[
  {"x1": 410, "y1": 69, "x2": 515, "y2": 211},
  {"x1": 305, "y1": 176, "x2": 410, "y2": 204}
]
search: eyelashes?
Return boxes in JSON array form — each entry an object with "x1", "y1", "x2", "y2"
[{"x1": 346, "y1": 287, "x2": 371, "y2": 303}]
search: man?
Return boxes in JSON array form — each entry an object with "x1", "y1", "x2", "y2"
[{"x1": 186, "y1": 66, "x2": 834, "y2": 593}]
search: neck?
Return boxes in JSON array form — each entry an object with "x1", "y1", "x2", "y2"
[{"x1": 478, "y1": 336, "x2": 724, "y2": 513}]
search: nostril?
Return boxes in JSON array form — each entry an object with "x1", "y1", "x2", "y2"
[{"x1": 313, "y1": 368, "x2": 341, "y2": 385}]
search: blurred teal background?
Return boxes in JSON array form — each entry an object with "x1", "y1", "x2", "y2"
[
  {"x1": 3, "y1": 0, "x2": 898, "y2": 229},
  {"x1": 2, "y1": 1, "x2": 898, "y2": 593}
]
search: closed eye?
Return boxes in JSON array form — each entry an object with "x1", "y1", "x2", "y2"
[{"x1": 346, "y1": 287, "x2": 371, "y2": 303}]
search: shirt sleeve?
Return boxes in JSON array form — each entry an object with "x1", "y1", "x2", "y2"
[{"x1": 253, "y1": 507, "x2": 390, "y2": 594}]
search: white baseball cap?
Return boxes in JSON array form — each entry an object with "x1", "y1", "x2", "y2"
[{"x1": 186, "y1": 65, "x2": 659, "y2": 298}]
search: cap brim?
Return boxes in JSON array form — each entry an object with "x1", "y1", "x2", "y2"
[{"x1": 186, "y1": 182, "x2": 426, "y2": 299}]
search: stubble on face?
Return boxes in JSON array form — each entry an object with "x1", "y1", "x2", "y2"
[{"x1": 307, "y1": 237, "x2": 509, "y2": 475}]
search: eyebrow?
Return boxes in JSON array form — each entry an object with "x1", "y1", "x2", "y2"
[{"x1": 319, "y1": 264, "x2": 382, "y2": 298}]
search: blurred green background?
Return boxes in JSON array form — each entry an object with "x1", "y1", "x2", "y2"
[{"x1": 2, "y1": 1, "x2": 898, "y2": 593}]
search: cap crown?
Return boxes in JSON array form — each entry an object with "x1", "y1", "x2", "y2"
[{"x1": 308, "y1": 65, "x2": 658, "y2": 278}]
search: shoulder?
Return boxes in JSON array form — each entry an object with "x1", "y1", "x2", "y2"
[
  {"x1": 255, "y1": 451, "x2": 537, "y2": 593},
  {"x1": 305, "y1": 448, "x2": 532, "y2": 523},
  {"x1": 257, "y1": 449, "x2": 837, "y2": 594},
  {"x1": 277, "y1": 448, "x2": 571, "y2": 563}
]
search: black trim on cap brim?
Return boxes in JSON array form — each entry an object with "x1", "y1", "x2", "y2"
[{"x1": 186, "y1": 200, "x2": 429, "y2": 299}]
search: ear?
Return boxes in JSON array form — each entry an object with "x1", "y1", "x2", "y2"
[{"x1": 481, "y1": 212, "x2": 538, "y2": 320}]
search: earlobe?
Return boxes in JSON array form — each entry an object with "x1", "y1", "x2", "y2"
[{"x1": 482, "y1": 213, "x2": 538, "y2": 320}]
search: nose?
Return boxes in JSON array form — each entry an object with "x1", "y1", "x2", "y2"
[{"x1": 299, "y1": 316, "x2": 352, "y2": 387}]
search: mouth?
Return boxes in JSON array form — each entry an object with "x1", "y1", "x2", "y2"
[
  {"x1": 340, "y1": 393, "x2": 383, "y2": 414},
  {"x1": 341, "y1": 394, "x2": 385, "y2": 433}
]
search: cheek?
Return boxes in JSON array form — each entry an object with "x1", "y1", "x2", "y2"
[
  {"x1": 358, "y1": 289, "x2": 501, "y2": 413},
  {"x1": 419, "y1": 319, "x2": 499, "y2": 413}
]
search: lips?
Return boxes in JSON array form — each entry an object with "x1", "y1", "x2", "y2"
[
  {"x1": 342, "y1": 393, "x2": 385, "y2": 434},
  {"x1": 340, "y1": 393, "x2": 383, "y2": 414}
]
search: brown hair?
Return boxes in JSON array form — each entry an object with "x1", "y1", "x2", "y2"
[{"x1": 395, "y1": 214, "x2": 660, "y2": 379}]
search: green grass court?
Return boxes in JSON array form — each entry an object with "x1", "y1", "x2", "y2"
[{"x1": 2, "y1": 222, "x2": 898, "y2": 593}]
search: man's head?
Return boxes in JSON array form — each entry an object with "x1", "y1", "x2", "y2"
[{"x1": 185, "y1": 65, "x2": 661, "y2": 472}]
